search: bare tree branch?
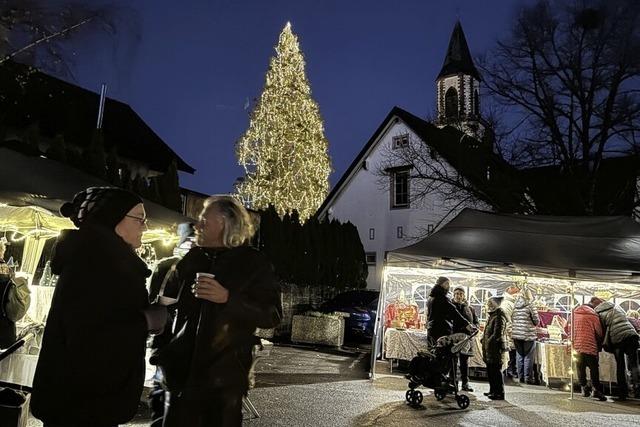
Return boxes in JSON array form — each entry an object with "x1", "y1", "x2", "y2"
[{"x1": 478, "y1": 0, "x2": 640, "y2": 214}]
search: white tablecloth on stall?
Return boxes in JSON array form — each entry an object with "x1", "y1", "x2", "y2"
[
  {"x1": 27, "y1": 285, "x2": 55, "y2": 324},
  {"x1": 595, "y1": 352, "x2": 617, "y2": 383},
  {"x1": 538, "y1": 342, "x2": 617, "y2": 383},
  {"x1": 466, "y1": 333, "x2": 509, "y2": 370},
  {"x1": 0, "y1": 353, "x2": 38, "y2": 387},
  {"x1": 439, "y1": 335, "x2": 619, "y2": 385},
  {"x1": 384, "y1": 328, "x2": 430, "y2": 361},
  {"x1": 468, "y1": 334, "x2": 484, "y2": 368}
]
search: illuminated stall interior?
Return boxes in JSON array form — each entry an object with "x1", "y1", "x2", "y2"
[{"x1": 371, "y1": 209, "x2": 640, "y2": 397}]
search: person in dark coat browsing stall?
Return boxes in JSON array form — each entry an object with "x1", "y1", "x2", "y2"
[
  {"x1": 481, "y1": 296, "x2": 508, "y2": 400},
  {"x1": 426, "y1": 277, "x2": 472, "y2": 342}
]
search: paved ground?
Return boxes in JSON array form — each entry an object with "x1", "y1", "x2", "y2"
[
  {"x1": 247, "y1": 375, "x2": 640, "y2": 427},
  {"x1": 24, "y1": 344, "x2": 640, "y2": 426}
]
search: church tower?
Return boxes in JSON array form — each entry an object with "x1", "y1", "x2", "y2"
[{"x1": 436, "y1": 21, "x2": 483, "y2": 136}]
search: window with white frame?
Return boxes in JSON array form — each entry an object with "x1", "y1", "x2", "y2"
[
  {"x1": 391, "y1": 168, "x2": 410, "y2": 208},
  {"x1": 412, "y1": 284, "x2": 433, "y2": 315},
  {"x1": 365, "y1": 252, "x2": 376, "y2": 265},
  {"x1": 552, "y1": 294, "x2": 580, "y2": 315},
  {"x1": 618, "y1": 299, "x2": 640, "y2": 313},
  {"x1": 392, "y1": 133, "x2": 409, "y2": 149},
  {"x1": 469, "y1": 288, "x2": 496, "y2": 322}
]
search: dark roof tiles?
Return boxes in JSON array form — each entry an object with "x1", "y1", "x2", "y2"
[
  {"x1": 437, "y1": 21, "x2": 481, "y2": 81},
  {"x1": 0, "y1": 60, "x2": 195, "y2": 174}
]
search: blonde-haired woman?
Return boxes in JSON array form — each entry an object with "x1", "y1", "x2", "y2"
[{"x1": 154, "y1": 195, "x2": 281, "y2": 427}]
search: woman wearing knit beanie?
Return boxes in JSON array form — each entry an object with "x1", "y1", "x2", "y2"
[{"x1": 31, "y1": 187, "x2": 168, "y2": 427}]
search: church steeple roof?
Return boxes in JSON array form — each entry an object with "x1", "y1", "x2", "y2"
[{"x1": 437, "y1": 21, "x2": 481, "y2": 81}]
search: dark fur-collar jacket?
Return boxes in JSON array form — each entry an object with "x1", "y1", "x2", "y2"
[{"x1": 153, "y1": 245, "x2": 282, "y2": 395}]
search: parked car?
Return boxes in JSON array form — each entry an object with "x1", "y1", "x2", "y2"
[{"x1": 319, "y1": 290, "x2": 379, "y2": 341}]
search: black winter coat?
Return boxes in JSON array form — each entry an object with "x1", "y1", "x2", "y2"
[
  {"x1": 453, "y1": 301, "x2": 478, "y2": 334},
  {"x1": 152, "y1": 245, "x2": 281, "y2": 397},
  {"x1": 482, "y1": 308, "x2": 508, "y2": 364},
  {"x1": 426, "y1": 286, "x2": 469, "y2": 341},
  {"x1": 0, "y1": 273, "x2": 17, "y2": 348},
  {"x1": 31, "y1": 226, "x2": 151, "y2": 427}
]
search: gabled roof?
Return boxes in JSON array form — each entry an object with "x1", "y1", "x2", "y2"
[
  {"x1": 0, "y1": 60, "x2": 195, "y2": 174},
  {"x1": 316, "y1": 106, "x2": 527, "y2": 218},
  {"x1": 437, "y1": 21, "x2": 481, "y2": 81}
]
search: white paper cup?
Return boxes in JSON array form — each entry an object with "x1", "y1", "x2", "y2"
[
  {"x1": 196, "y1": 272, "x2": 215, "y2": 280},
  {"x1": 157, "y1": 295, "x2": 178, "y2": 306}
]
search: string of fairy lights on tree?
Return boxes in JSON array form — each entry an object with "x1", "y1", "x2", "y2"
[{"x1": 236, "y1": 22, "x2": 332, "y2": 221}]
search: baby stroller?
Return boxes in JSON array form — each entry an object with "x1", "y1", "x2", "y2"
[{"x1": 405, "y1": 330, "x2": 478, "y2": 409}]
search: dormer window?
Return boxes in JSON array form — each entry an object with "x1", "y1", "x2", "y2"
[{"x1": 392, "y1": 134, "x2": 409, "y2": 149}]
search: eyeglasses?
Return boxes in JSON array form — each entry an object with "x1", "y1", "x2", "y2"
[{"x1": 126, "y1": 214, "x2": 148, "y2": 225}]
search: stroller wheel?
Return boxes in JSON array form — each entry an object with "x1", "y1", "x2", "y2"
[
  {"x1": 411, "y1": 390, "x2": 423, "y2": 405},
  {"x1": 456, "y1": 394, "x2": 470, "y2": 409},
  {"x1": 405, "y1": 389, "x2": 414, "y2": 402},
  {"x1": 434, "y1": 389, "x2": 446, "y2": 401}
]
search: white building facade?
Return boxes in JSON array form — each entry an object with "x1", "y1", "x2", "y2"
[
  {"x1": 319, "y1": 114, "x2": 461, "y2": 288},
  {"x1": 317, "y1": 22, "x2": 494, "y2": 290}
]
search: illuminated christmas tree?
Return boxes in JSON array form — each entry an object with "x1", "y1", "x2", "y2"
[{"x1": 236, "y1": 22, "x2": 331, "y2": 221}]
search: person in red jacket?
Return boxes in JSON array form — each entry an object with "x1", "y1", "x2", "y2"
[{"x1": 573, "y1": 297, "x2": 606, "y2": 401}]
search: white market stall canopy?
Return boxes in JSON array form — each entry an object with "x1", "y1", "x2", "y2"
[
  {"x1": 387, "y1": 208, "x2": 640, "y2": 285},
  {"x1": 0, "y1": 204, "x2": 72, "y2": 238},
  {"x1": 0, "y1": 197, "x2": 185, "y2": 245}
]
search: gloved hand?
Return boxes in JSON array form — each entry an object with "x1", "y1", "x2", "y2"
[{"x1": 143, "y1": 304, "x2": 168, "y2": 335}]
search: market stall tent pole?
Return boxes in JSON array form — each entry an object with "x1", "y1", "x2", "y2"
[
  {"x1": 569, "y1": 279, "x2": 575, "y2": 400},
  {"x1": 369, "y1": 264, "x2": 389, "y2": 380}
]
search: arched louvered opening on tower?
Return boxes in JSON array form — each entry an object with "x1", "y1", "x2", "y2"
[{"x1": 445, "y1": 87, "x2": 458, "y2": 119}]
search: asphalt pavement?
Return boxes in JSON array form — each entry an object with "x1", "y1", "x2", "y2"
[{"x1": 25, "y1": 344, "x2": 640, "y2": 426}]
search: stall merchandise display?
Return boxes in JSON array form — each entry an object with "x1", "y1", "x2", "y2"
[
  {"x1": 37, "y1": 262, "x2": 57, "y2": 288},
  {"x1": 384, "y1": 302, "x2": 421, "y2": 329},
  {"x1": 377, "y1": 266, "x2": 639, "y2": 389},
  {"x1": 371, "y1": 209, "x2": 640, "y2": 403}
]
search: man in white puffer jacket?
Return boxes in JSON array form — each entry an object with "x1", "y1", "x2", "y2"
[{"x1": 595, "y1": 300, "x2": 640, "y2": 400}]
